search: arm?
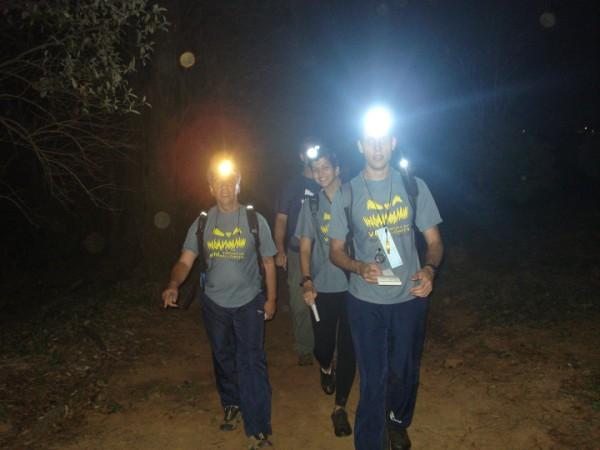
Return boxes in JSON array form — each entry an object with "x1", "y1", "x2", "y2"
[
  {"x1": 329, "y1": 238, "x2": 382, "y2": 284},
  {"x1": 161, "y1": 249, "x2": 197, "y2": 308},
  {"x1": 299, "y1": 236, "x2": 317, "y2": 305},
  {"x1": 274, "y1": 212, "x2": 288, "y2": 270},
  {"x1": 262, "y1": 255, "x2": 277, "y2": 320},
  {"x1": 410, "y1": 225, "x2": 444, "y2": 297}
]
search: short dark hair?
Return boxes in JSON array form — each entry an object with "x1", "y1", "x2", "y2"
[{"x1": 309, "y1": 149, "x2": 339, "y2": 169}]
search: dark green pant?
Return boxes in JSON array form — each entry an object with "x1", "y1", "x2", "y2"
[{"x1": 287, "y1": 249, "x2": 314, "y2": 355}]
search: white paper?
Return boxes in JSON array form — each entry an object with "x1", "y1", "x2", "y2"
[{"x1": 377, "y1": 269, "x2": 402, "y2": 286}]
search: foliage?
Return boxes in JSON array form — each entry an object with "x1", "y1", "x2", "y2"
[{"x1": 0, "y1": 0, "x2": 168, "y2": 220}]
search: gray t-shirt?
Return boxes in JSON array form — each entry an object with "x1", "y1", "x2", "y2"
[
  {"x1": 294, "y1": 189, "x2": 348, "y2": 293},
  {"x1": 329, "y1": 170, "x2": 442, "y2": 304},
  {"x1": 183, "y1": 205, "x2": 277, "y2": 308}
]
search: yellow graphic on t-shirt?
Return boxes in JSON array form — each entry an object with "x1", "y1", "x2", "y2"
[
  {"x1": 211, "y1": 227, "x2": 242, "y2": 238},
  {"x1": 362, "y1": 194, "x2": 410, "y2": 237},
  {"x1": 320, "y1": 212, "x2": 331, "y2": 243},
  {"x1": 366, "y1": 195, "x2": 403, "y2": 211},
  {"x1": 207, "y1": 227, "x2": 246, "y2": 259}
]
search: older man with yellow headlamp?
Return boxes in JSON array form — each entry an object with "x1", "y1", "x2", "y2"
[{"x1": 162, "y1": 154, "x2": 277, "y2": 449}]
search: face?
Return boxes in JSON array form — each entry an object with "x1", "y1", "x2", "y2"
[
  {"x1": 209, "y1": 173, "x2": 240, "y2": 204},
  {"x1": 357, "y1": 136, "x2": 396, "y2": 171},
  {"x1": 311, "y1": 157, "x2": 339, "y2": 189}
]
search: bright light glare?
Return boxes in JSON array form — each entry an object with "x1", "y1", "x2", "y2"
[
  {"x1": 218, "y1": 160, "x2": 234, "y2": 177},
  {"x1": 306, "y1": 145, "x2": 320, "y2": 159},
  {"x1": 364, "y1": 106, "x2": 393, "y2": 138},
  {"x1": 399, "y1": 158, "x2": 409, "y2": 169}
]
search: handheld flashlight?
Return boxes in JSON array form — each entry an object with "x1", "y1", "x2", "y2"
[{"x1": 363, "y1": 106, "x2": 393, "y2": 139}]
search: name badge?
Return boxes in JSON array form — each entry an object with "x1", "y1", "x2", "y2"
[{"x1": 375, "y1": 227, "x2": 403, "y2": 269}]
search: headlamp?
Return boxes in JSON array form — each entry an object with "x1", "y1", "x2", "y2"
[
  {"x1": 363, "y1": 106, "x2": 393, "y2": 139},
  {"x1": 305, "y1": 145, "x2": 320, "y2": 160},
  {"x1": 399, "y1": 158, "x2": 409, "y2": 169},
  {"x1": 217, "y1": 159, "x2": 234, "y2": 178}
]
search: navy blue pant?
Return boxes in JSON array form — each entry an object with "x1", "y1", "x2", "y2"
[
  {"x1": 347, "y1": 294, "x2": 428, "y2": 450},
  {"x1": 201, "y1": 293, "x2": 272, "y2": 437}
]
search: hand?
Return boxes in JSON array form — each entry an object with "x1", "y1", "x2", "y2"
[
  {"x1": 302, "y1": 282, "x2": 317, "y2": 306},
  {"x1": 357, "y1": 262, "x2": 383, "y2": 284},
  {"x1": 275, "y1": 252, "x2": 287, "y2": 270},
  {"x1": 162, "y1": 286, "x2": 179, "y2": 308},
  {"x1": 410, "y1": 267, "x2": 434, "y2": 297},
  {"x1": 264, "y1": 298, "x2": 277, "y2": 320}
]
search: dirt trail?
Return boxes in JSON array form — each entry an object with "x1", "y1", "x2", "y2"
[{"x1": 55, "y1": 295, "x2": 598, "y2": 450}]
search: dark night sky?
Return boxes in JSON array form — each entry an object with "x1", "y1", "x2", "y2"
[
  {"x1": 1, "y1": 0, "x2": 598, "y2": 266},
  {"x1": 167, "y1": 0, "x2": 597, "y2": 156},
  {"x1": 163, "y1": 0, "x2": 598, "y2": 210}
]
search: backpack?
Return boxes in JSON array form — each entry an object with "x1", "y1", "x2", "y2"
[{"x1": 177, "y1": 205, "x2": 262, "y2": 309}]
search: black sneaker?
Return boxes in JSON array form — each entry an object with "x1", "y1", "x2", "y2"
[
  {"x1": 388, "y1": 426, "x2": 411, "y2": 450},
  {"x1": 219, "y1": 405, "x2": 240, "y2": 431},
  {"x1": 331, "y1": 408, "x2": 352, "y2": 437},
  {"x1": 248, "y1": 432, "x2": 273, "y2": 449},
  {"x1": 320, "y1": 367, "x2": 335, "y2": 395}
]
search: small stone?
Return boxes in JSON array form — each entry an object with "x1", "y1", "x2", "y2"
[
  {"x1": 444, "y1": 357, "x2": 464, "y2": 369},
  {"x1": 0, "y1": 421, "x2": 11, "y2": 434}
]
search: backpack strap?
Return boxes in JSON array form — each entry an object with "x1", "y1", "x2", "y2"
[
  {"x1": 342, "y1": 182, "x2": 355, "y2": 260},
  {"x1": 245, "y1": 205, "x2": 264, "y2": 280},
  {"x1": 308, "y1": 193, "x2": 319, "y2": 219},
  {"x1": 399, "y1": 168, "x2": 419, "y2": 225},
  {"x1": 196, "y1": 211, "x2": 208, "y2": 271}
]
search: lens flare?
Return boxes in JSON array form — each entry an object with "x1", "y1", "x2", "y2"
[
  {"x1": 179, "y1": 51, "x2": 196, "y2": 68},
  {"x1": 154, "y1": 211, "x2": 171, "y2": 229}
]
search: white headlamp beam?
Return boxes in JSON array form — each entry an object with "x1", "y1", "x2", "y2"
[
  {"x1": 363, "y1": 106, "x2": 393, "y2": 139},
  {"x1": 306, "y1": 145, "x2": 320, "y2": 160}
]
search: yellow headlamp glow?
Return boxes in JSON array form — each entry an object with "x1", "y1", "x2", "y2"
[{"x1": 217, "y1": 159, "x2": 234, "y2": 178}]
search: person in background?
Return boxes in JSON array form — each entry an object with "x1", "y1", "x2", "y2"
[{"x1": 274, "y1": 141, "x2": 320, "y2": 366}]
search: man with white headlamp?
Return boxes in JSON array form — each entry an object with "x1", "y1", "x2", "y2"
[{"x1": 328, "y1": 106, "x2": 444, "y2": 450}]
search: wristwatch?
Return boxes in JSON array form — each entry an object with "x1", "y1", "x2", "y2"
[
  {"x1": 422, "y1": 263, "x2": 438, "y2": 276},
  {"x1": 299, "y1": 275, "x2": 313, "y2": 287}
]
